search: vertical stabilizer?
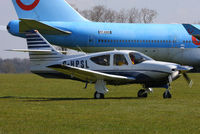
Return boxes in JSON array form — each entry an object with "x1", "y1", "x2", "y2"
[{"x1": 11, "y1": 0, "x2": 87, "y2": 22}]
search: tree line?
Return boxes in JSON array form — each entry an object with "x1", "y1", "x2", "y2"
[
  {"x1": 79, "y1": 5, "x2": 158, "y2": 23},
  {"x1": 0, "y1": 58, "x2": 30, "y2": 73}
]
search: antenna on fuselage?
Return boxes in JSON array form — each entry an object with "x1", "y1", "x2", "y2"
[{"x1": 76, "y1": 45, "x2": 86, "y2": 55}]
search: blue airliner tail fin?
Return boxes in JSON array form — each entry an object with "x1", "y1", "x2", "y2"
[
  {"x1": 183, "y1": 24, "x2": 200, "y2": 40},
  {"x1": 183, "y1": 24, "x2": 200, "y2": 35},
  {"x1": 11, "y1": 0, "x2": 87, "y2": 22}
]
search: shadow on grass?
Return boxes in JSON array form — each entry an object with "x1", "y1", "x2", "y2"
[{"x1": 0, "y1": 96, "x2": 141, "y2": 101}]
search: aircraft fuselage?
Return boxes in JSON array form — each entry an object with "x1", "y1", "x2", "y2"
[{"x1": 8, "y1": 20, "x2": 200, "y2": 66}]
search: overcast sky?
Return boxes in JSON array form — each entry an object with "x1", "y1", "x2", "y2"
[{"x1": 0, "y1": 0, "x2": 200, "y2": 59}]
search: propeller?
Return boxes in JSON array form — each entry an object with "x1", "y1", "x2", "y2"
[
  {"x1": 0, "y1": 25, "x2": 7, "y2": 31},
  {"x1": 176, "y1": 65, "x2": 193, "y2": 88},
  {"x1": 182, "y1": 72, "x2": 193, "y2": 88}
]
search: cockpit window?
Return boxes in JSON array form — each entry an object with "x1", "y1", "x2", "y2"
[
  {"x1": 114, "y1": 54, "x2": 128, "y2": 66},
  {"x1": 90, "y1": 55, "x2": 110, "y2": 66},
  {"x1": 129, "y1": 52, "x2": 152, "y2": 64}
]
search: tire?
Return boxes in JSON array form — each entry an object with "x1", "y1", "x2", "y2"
[
  {"x1": 94, "y1": 91, "x2": 104, "y2": 99},
  {"x1": 163, "y1": 91, "x2": 172, "y2": 99},
  {"x1": 137, "y1": 89, "x2": 148, "y2": 98}
]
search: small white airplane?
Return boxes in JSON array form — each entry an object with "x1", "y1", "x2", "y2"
[{"x1": 8, "y1": 30, "x2": 193, "y2": 99}]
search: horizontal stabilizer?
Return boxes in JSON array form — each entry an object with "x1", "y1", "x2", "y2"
[
  {"x1": 19, "y1": 19, "x2": 71, "y2": 35},
  {"x1": 48, "y1": 64, "x2": 135, "y2": 83},
  {"x1": 6, "y1": 49, "x2": 67, "y2": 54},
  {"x1": 6, "y1": 49, "x2": 53, "y2": 53},
  {"x1": 183, "y1": 24, "x2": 200, "y2": 40}
]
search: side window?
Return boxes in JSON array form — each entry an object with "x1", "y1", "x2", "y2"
[
  {"x1": 129, "y1": 52, "x2": 150, "y2": 64},
  {"x1": 90, "y1": 55, "x2": 110, "y2": 66},
  {"x1": 114, "y1": 54, "x2": 128, "y2": 66}
]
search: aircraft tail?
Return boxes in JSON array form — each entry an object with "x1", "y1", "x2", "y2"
[
  {"x1": 7, "y1": 30, "x2": 84, "y2": 78},
  {"x1": 7, "y1": 30, "x2": 63, "y2": 60},
  {"x1": 183, "y1": 24, "x2": 200, "y2": 40},
  {"x1": 11, "y1": 0, "x2": 87, "y2": 22},
  {"x1": 25, "y1": 30, "x2": 63, "y2": 60}
]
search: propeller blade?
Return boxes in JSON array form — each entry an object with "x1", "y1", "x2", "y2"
[
  {"x1": 183, "y1": 73, "x2": 193, "y2": 88},
  {"x1": 0, "y1": 25, "x2": 7, "y2": 31}
]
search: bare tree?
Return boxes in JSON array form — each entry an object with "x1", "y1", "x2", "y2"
[
  {"x1": 81, "y1": 10, "x2": 91, "y2": 20},
  {"x1": 139, "y1": 8, "x2": 158, "y2": 23},
  {"x1": 127, "y1": 8, "x2": 140, "y2": 23},
  {"x1": 103, "y1": 9, "x2": 116, "y2": 22},
  {"x1": 79, "y1": 5, "x2": 157, "y2": 23},
  {"x1": 116, "y1": 9, "x2": 127, "y2": 23},
  {"x1": 81, "y1": 6, "x2": 117, "y2": 23},
  {"x1": 90, "y1": 5, "x2": 106, "y2": 22}
]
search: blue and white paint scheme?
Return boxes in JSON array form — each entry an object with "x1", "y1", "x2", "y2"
[
  {"x1": 7, "y1": 30, "x2": 193, "y2": 99},
  {"x1": 7, "y1": 0, "x2": 200, "y2": 66}
]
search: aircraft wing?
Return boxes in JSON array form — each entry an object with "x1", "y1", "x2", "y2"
[
  {"x1": 19, "y1": 19, "x2": 71, "y2": 35},
  {"x1": 48, "y1": 64, "x2": 135, "y2": 84}
]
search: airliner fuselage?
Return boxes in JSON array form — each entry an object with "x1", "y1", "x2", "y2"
[{"x1": 8, "y1": 20, "x2": 200, "y2": 66}]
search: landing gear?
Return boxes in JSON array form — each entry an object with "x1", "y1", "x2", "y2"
[
  {"x1": 137, "y1": 88, "x2": 153, "y2": 98},
  {"x1": 137, "y1": 89, "x2": 148, "y2": 98},
  {"x1": 163, "y1": 90, "x2": 172, "y2": 99},
  {"x1": 163, "y1": 84, "x2": 172, "y2": 99},
  {"x1": 94, "y1": 91, "x2": 104, "y2": 99},
  {"x1": 94, "y1": 80, "x2": 108, "y2": 99}
]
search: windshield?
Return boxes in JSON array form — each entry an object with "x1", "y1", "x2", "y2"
[{"x1": 129, "y1": 52, "x2": 153, "y2": 64}]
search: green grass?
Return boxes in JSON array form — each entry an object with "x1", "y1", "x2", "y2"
[{"x1": 0, "y1": 74, "x2": 200, "y2": 134}]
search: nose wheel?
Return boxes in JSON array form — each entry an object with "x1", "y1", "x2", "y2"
[
  {"x1": 163, "y1": 90, "x2": 172, "y2": 99},
  {"x1": 94, "y1": 80, "x2": 108, "y2": 99},
  {"x1": 94, "y1": 91, "x2": 104, "y2": 99},
  {"x1": 163, "y1": 84, "x2": 172, "y2": 99}
]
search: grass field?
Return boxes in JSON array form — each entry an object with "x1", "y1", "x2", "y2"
[{"x1": 0, "y1": 74, "x2": 200, "y2": 134}]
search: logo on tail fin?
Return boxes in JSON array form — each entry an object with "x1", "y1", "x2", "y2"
[
  {"x1": 192, "y1": 36, "x2": 200, "y2": 45},
  {"x1": 187, "y1": 29, "x2": 194, "y2": 34},
  {"x1": 16, "y1": 0, "x2": 40, "y2": 11}
]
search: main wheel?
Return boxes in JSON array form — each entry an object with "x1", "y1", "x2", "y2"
[
  {"x1": 94, "y1": 91, "x2": 104, "y2": 99},
  {"x1": 137, "y1": 89, "x2": 148, "y2": 98},
  {"x1": 163, "y1": 91, "x2": 172, "y2": 99}
]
